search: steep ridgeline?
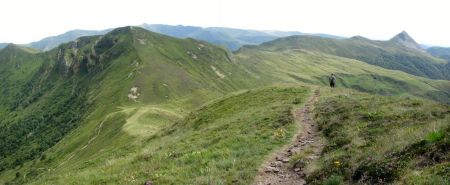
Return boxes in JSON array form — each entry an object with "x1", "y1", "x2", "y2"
[
  {"x1": 251, "y1": 31, "x2": 450, "y2": 80},
  {"x1": 0, "y1": 26, "x2": 259, "y2": 175}
]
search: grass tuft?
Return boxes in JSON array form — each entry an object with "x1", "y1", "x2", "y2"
[{"x1": 426, "y1": 130, "x2": 445, "y2": 142}]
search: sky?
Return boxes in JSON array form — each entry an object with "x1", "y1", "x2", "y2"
[{"x1": 1, "y1": 0, "x2": 449, "y2": 46}]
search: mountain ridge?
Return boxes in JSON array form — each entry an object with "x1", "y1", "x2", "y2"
[
  {"x1": 0, "y1": 24, "x2": 344, "y2": 52},
  {"x1": 248, "y1": 32, "x2": 450, "y2": 80},
  {"x1": 28, "y1": 29, "x2": 111, "y2": 51}
]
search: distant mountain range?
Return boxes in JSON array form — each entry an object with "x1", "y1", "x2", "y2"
[
  {"x1": 2, "y1": 24, "x2": 448, "y2": 55},
  {"x1": 0, "y1": 24, "x2": 343, "y2": 51},
  {"x1": 28, "y1": 29, "x2": 112, "y2": 51},
  {"x1": 139, "y1": 24, "x2": 344, "y2": 50},
  {"x1": 249, "y1": 31, "x2": 450, "y2": 80},
  {"x1": 1, "y1": 24, "x2": 448, "y2": 56},
  {"x1": 1, "y1": 25, "x2": 449, "y2": 81}
]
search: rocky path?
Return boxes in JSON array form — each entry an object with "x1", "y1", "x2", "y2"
[{"x1": 253, "y1": 89, "x2": 322, "y2": 185}]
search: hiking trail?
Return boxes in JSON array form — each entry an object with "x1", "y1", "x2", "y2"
[{"x1": 253, "y1": 89, "x2": 322, "y2": 185}]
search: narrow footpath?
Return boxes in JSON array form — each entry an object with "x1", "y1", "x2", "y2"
[{"x1": 253, "y1": 89, "x2": 322, "y2": 185}]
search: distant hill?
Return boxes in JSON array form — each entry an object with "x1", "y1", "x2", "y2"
[
  {"x1": 28, "y1": 29, "x2": 111, "y2": 51},
  {"x1": 141, "y1": 24, "x2": 281, "y2": 50},
  {"x1": 250, "y1": 31, "x2": 450, "y2": 80},
  {"x1": 0, "y1": 43, "x2": 8, "y2": 49},
  {"x1": 13, "y1": 24, "x2": 343, "y2": 52},
  {"x1": 427, "y1": 46, "x2": 450, "y2": 61},
  {"x1": 141, "y1": 24, "x2": 344, "y2": 51}
]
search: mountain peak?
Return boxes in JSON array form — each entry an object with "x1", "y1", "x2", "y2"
[
  {"x1": 350, "y1": 35, "x2": 370, "y2": 41},
  {"x1": 390, "y1": 31, "x2": 424, "y2": 51},
  {"x1": 108, "y1": 26, "x2": 134, "y2": 35},
  {"x1": 392, "y1": 31, "x2": 412, "y2": 40}
]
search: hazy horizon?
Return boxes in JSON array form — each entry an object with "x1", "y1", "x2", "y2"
[{"x1": 1, "y1": 0, "x2": 449, "y2": 47}]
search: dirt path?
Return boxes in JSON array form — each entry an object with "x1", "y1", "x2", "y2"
[{"x1": 253, "y1": 89, "x2": 322, "y2": 185}]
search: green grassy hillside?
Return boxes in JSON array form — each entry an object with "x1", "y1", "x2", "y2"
[
  {"x1": 306, "y1": 88, "x2": 449, "y2": 184},
  {"x1": 8, "y1": 86, "x2": 310, "y2": 184},
  {"x1": 250, "y1": 34, "x2": 450, "y2": 80},
  {"x1": 235, "y1": 48, "x2": 450, "y2": 104},
  {"x1": 0, "y1": 26, "x2": 263, "y2": 183},
  {"x1": 0, "y1": 44, "x2": 45, "y2": 114},
  {"x1": 0, "y1": 44, "x2": 87, "y2": 172}
]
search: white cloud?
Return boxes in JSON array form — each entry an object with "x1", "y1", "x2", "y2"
[{"x1": 0, "y1": 0, "x2": 449, "y2": 46}]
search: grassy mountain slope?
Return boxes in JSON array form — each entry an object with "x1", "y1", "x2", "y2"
[
  {"x1": 251, "y1": 33, "x2": 450, "y2": 80},
  {"x1": 0, "y1": 44, "x2": 44, "y2": 108},
  {"x1": 306, "y1": 88, "x2": 449, "y2": 184},
  {"x1": 235, "y1": 48, "x2": 450, "y2": 104},
  {"x1": 22, "y1": 87, "x2": 309, "y2": 184},
  {"x1": 0, "y1": 41, "x2": 94, "y2": 172},
  {"x1": 0, "y1": 26, "x2": 264, "y2": 183}
]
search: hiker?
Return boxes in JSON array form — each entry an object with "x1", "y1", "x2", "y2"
[{"x1": 329, "y1": 73, "x2": 336, "y2": 88}]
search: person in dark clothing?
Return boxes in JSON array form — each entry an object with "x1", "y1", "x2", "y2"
[{"x1": 329, "y1": 73, "x2": 336, "y2": 88}]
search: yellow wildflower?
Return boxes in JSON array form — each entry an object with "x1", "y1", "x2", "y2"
[{"x1": 334, "y1": 160, "x2": 341, "y2": 167}]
